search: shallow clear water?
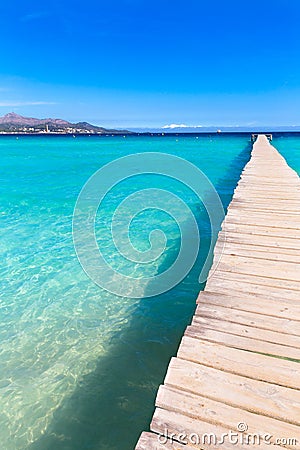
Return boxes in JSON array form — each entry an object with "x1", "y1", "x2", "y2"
[
  {"x1": 273, "y1": 135, "x2": 300, "y2": 175},
  {"x1": 0, "y1": 133, "x2": 276, "y2": 450}
]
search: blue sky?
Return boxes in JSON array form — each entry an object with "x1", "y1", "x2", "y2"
[{"x1": 0, "y1": 0, "x2": 300, "y2": 128}]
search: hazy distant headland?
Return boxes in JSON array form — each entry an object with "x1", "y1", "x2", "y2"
[{"x1": 0, "y1": 112, "x2": 132, "y2": 135}]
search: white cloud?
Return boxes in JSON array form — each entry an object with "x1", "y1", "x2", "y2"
[
  {"x1": 162, "y1": 123, "x2": 203, "y2": 129},
  {"x1": 0, "y1": 101, "x2": 56, "y2": 107},
  {"x1": 20, "y1": 12, "x2": 49, "y2": 22}
]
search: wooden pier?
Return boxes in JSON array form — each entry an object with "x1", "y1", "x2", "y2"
[
  {"x1": 136, "y1": 135, "x2": 300, "y2": 449},
  {"x1": 251, "y1": 133, "x2": 272, "y2": 141}
]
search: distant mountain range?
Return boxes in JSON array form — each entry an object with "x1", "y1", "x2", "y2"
[{"x1": 0, "y1": 113, "x2": 131, "y2": 134}]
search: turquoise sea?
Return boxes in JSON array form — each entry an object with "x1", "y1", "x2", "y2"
[
  {"x1": 0, "y1": 134, "x2": 298, "y2": 450},
  {"x1": 273, "y1": 134, "x2": 300, "y2": 175}
]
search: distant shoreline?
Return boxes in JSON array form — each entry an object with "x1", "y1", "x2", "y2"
[{"x1": 1, "y1": 131, "x2": 300, "y2": 137}]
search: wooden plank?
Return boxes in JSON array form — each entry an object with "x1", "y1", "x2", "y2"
[
  {"x1": 229, "y1": 201, "x2": 300, "y2": 213},
  {"x1": 205, "y1": 277, "x2": 300, "y2": 301},
  {"x1": 242, "y1": 162, "x2": 296, "y2": 169},
  {"x1": 156, "y1": 385, "x2": 300, "y2": 449},
  {"x1": 224, "y1": 216, "x2": 300, "y2": 231},
  {"x1": 238, "y1": 178, "x2": 299, "y2": 184},
  {"x1": 195, "y1": 302, "x2": 300, "y2": 337},
  {"x1": 221, "y1": 221, "x2": 300, "y2": 239},
  {"x1": 237, "y1": 175, "x2": 300, "y2": 183},
  {"x1": 225, "y1": 212, "x2": 300, "y2": 229},
  {"x1": 234, "y1": 190, "x2": 297, "y2": 205},
  {"x1": 185, "y1": 325, "x2": 300, "y2": 360},
  {"x1": 214, "y1": 240, "x2": 300, "y2": 263},
  {"x1": 196, "y1": 291, "x2": 300, "y2": 321},
  {"x1": 237, "y1": 176, "x2": 299, "y2": 184},
  {"x1": 177, "y1": 336, "x2": 300, "y2": 389},
  {"x1": 234, "y1": 187, "x2": 300, "y2": 196},
  {"x1": 230, "y1": 204, "x2": 300, "y2": 213},
  {"x1": 164, "y1": 358, "x2": 300, "y2": 425},
  {"x1": 216, "y1": 230, "x2": 300, "y2": 250},
  {"x1": 228, "y1": 207, "x2": 300, "y2": 218},
  {"x1": 233, "y1": 192, "x2": 300, "y2": 201},
  {"x1": 206, "y1": 271, "x2": 300, "y2": 295},
  {"x1": 237, "y1": 177, "x2": 300, "y2": 185},
  {"x1": 234, "y1": 187, "x2": 300, "y2": 195},
  {"x1": 191, "y1": 315, "x2": 300, "y2": 350},
  {"x1": 211, "y1": 254, "x2": 300, "y2": 283}
]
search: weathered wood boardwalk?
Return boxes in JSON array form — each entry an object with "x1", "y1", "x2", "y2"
[{"x1": 136, "y1": 135, "x2": 300, "y2": 449}]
